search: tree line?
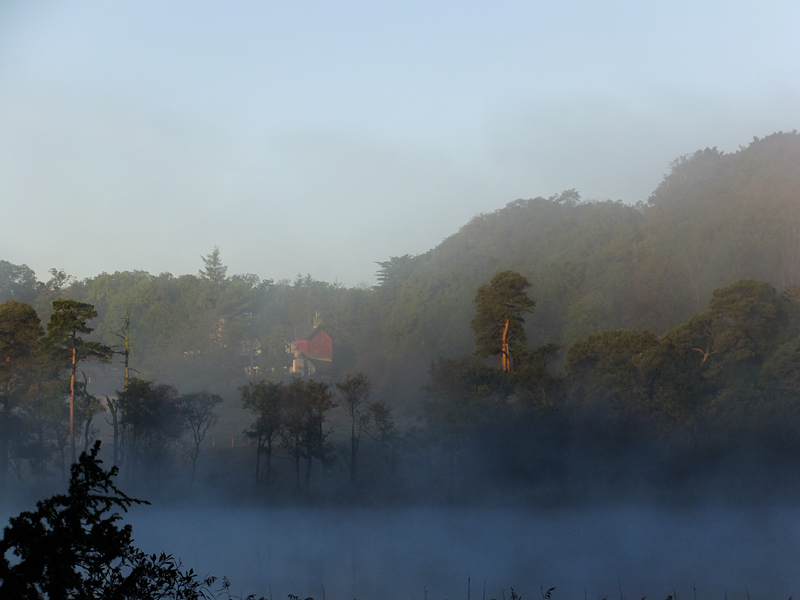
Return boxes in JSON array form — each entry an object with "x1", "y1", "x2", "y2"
[
  {"x1": 241, "y1": 373, "x2": 394, "y2": 493},
  {"x1": 1, "y1": 134, "x2": 798, "y2": 411},
  {"x1": 0, "y1": 297, "x2": 228, "y2": 496},
  {"x1": 3, "y1": 269, "x2": 800, "y2": 598},
  {"x1": 2, "y1": 130, "x2": 800, "y2": 503},
  {"x1": 3, "y1": 270, "x2": 800, "y2": 505},
  {"x1": 424, "y1": 273, "x2": 800, "y2": 502},
  {"x1": 0, "y1": 294, "x2": 400, "y2": 502}
]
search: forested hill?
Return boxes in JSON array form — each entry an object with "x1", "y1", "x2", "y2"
[
  {"x1": 1, "y1": 131, "x2": 799, "y2": 407},
  {"x1": 372, "y1": 131, "x2": 800, "y2": 367}
]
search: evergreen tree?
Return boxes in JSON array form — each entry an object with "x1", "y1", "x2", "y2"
[
  {"x1": 471, "y1": 270, "x2": 536, "y2": 372},
  {"x1": 0, "y1": 441, "x2": 213, "y2": 599},
  {"x1": 198, "y1": 246, "x2": 227, "y2": 285},
  {"x1": 42, "y1": 300, "x2": 112, "y2": 464}
]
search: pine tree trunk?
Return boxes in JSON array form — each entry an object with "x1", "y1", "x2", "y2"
[{"x1": 501, "y1": 318, "x2": 510, "y2": 372}]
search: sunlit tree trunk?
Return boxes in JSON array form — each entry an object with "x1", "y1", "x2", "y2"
[{"x1": 501, "y1": 318, "x2": 510, "y2": 372}]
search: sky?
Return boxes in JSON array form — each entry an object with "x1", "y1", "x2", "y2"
[{"x1": 1, "y1": 1, "x2": 798, "y2": 287}]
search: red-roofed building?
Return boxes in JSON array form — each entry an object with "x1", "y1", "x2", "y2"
[{"x1": 287, "y1": 326, "x2": 333, "y2": 376}]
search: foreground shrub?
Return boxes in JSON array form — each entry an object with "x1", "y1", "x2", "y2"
[{"x1": 0, "y1": 441, "x2": 214, "y2": 599}]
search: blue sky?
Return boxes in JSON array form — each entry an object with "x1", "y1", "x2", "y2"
[{"x1": 1, "y1": 1, "x2": 798, "y2": 285}]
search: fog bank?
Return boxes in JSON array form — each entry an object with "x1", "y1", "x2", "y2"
[{"x1": 125, "y1": 505, "x2": 800, "y2": 599}]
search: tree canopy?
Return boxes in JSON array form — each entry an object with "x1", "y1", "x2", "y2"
[{"x1": 471, "y1": 270, "x2": 536, "y2": 372}]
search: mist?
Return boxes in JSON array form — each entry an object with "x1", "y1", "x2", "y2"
[
  {"x1": 2, "y1": 2, "x2": 800, "y2": 596},
  {"x1": 123, "y1": 504, "x2": 800, "y2": 599}
]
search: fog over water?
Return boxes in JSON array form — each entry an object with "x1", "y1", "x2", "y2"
[{"x1": 124, "y1": 505, "x2": 800, "y2": 599}]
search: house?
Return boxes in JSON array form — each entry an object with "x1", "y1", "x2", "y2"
[{"x1": 287, "y1": 326, "x2": 333, "y2": 376}]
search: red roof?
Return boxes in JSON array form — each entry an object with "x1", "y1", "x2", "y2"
[{"x1": 294, "y1": 328, "x2": 332, "y2": 362}]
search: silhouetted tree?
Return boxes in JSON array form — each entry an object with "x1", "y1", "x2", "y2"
[
  {"x1": 336, "y1": 373, "x2": 372, "y2": 485},
  {"x1": 241, "y1": 380, "x2": 283, "y2": 489},
  {"x1": 0, "y1": 441, "x2": 214, "y2": 599},
  {"x1": 280, "y1": 385, "x2": 306, "y2": 490},
  {"x1": 366, "y1": 400, "x2": 397, "y2": 481},
  {"x1": 298, "y1": 378, "x2": 337, "y2": 488},
  {"x1": 118, "y1": 378, "x2": 183, "y2": 486},
  {"x1": 280, "y1": 378, "x2": 336, "y2": 490},
  {"x1": 180, "y1": 392, "x2": 222, "y2": 487}
]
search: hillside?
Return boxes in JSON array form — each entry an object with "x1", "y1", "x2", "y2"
[
  {"x1": 1, "y1": 130, "x2": 800, "y2": 505},
  {"x1": 366, "y1": 132, "x2": 800, "y2": 383},
  {"x1": 1, "y1": 131, "x2": 799, "y2": 410}
]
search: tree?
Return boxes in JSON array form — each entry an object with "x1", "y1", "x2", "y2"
[
  {"x1": 0, "y1": 441, "x2": 214, "y2": 599},
  {"x1": 0, "y1": 301, "x2": 43, "y2": 492},
  {"x1": 336, "y1": 373, "x2": 372, "y2": 485},
  {"x1": 280, "y1": 378, "x2": 337, "y2": 490},
  {"x1": 104, "y1": 313, "x2": 136, "y2": 468},
  {"x1": 706, "y1": 280, "x2": 783, "y2": 365},
  {"x1": 76, "y1": 372, "x2": 103, "y2": 454},
  {"x1": 114, "y1": 313, "x2": 134, "y2": 391},
  {"x1": 240, "y1": 380, "x2": 283, "y2": 490},
  {"x1": 198, "y1": 246, "x2": 227, "y2": 285},
  {"x1": 664, "y1": 280, "x2": 785, "y2": 390},
  {"x1": 566, "y1": 329, "x2": 661, "y2": 429},
  {"x1": 279, "y1": 385, "x2": 306, "y2": 490},
  {"x1": 761, "y1": 334, "x2": 800, "y2": 399},
  {"x1": 375, "y1": 254, "x2": 416, "y2": 288},
  {"x1": 471, "y1": 270, "x2": 536, "y2": 372},
  {"x1": 35, "y1": 269, "x2": 75, "y2": 315},
  {"x1": 0, "y1": 261, "x2": 42, "y2": 304},
  {"x1": 513, "y1": 342, "x2": 561, "y2": 408},
  {"x1": 118, "y1": 378, "x2": 184, "y2": 487},
  {"x1": 42, "y1": 300, "x2": 112, "y2": 464},
  {"x1": 423, "y1": 356, "x2": 515, "y2": 494},
  {"x1": 366, "y1": 400, "x2": 397, "y2": 481},
  {"x1": 19, "y1": 378, "x2": 70, "y2": 478},
  {"x1": 180, "y1": 392, "x2": 222, "y2": 487},
  {"x1": 297, "y1": 378, "x2": 337, "y2": 488}
]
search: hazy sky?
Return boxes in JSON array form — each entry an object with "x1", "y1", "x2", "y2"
[{"x1": 1, "y1": 1, "x2": 798, "y2": 286}]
